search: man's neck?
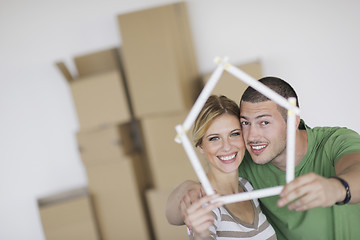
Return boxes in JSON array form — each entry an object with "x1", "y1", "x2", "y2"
[
  {"x1": 272, "y1": 129, "x2": 308, "y2": 171},
  {"x1": 294, "y1": 129, "x2": 308, "y2": 166}
]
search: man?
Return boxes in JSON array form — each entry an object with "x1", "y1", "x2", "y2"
[{"x1": 166, "y1": 77, "x2": 360, "y2": 239}]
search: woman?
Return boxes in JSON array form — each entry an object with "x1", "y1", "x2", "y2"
[{"x1": 186, "y1": 95, "x2": 276, "y2": 240}]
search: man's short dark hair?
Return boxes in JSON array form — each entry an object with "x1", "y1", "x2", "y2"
[{"x1": 240, "y1": 76, "x2": 299, "y2": 120}]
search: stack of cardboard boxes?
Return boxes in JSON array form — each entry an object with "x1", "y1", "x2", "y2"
[
  {"x1": 39, "y1": 2, "x2": 265, "y2": 239},
  {"x1": 53, "y1": 48, "x2": 152, "y2": 240}
]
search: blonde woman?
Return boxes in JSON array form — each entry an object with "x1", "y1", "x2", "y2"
[{"x1": 185, "y1": 95, "x2": 276, "y2": 240}]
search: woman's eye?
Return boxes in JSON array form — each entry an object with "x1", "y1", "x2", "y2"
[
  {"x1": 209, "y1": 136, "x2": 219, "y2": 141},
  {"x1": 231, "y1": 132, "x2": 241, "y2": 137}
]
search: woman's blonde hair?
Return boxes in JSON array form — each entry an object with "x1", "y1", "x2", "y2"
[{"x1": 192, "y1": 95, "x2": 240, "y2": 147}]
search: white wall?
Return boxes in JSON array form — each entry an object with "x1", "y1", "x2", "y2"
[{"x1": 0, "y1": 0, "x2": 359, "y2": 239}]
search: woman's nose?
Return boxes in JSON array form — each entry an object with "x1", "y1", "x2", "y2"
[{"x1": 222, "y1": 139, "x2": 231, "y2": 151}]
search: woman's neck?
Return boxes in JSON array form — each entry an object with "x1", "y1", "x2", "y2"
[{"x1": 207, "y1": 170, "x2": 241, "y2": 196}]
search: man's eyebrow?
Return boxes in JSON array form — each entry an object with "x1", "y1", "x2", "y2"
[{"x1": 240, "y1": 114, "x2": 272, "y2": 120}]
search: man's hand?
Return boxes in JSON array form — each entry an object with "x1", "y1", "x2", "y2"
[{"x1": 277, "y1": 172, "x2": 345, "y2": 211}]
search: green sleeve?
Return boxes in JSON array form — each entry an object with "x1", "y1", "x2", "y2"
[{"x1": 324, "y1": 128, "x2": 360, "y2": 166}]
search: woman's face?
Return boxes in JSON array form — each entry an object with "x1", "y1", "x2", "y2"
[{"x1": 198, "y1": 114, "x2": 245, "y2": 174}]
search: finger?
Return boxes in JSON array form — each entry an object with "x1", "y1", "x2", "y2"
[
  {"x1": 187, "y1": 195, "x2": 219, "y2": 214},
  {"x1": 281, "y1": 173, "x2": 317, "y2": 196},
  {"x1": 193, "y1": 221, "x2": 213, "y2": 236},
  {"x1": 182, "y1": 194, "x2": 192, "y2": 209},
  {"x1": 200, "y1": 186, "x2": 206, "y2": 198},
  {"x1": 183, "y1": 194, "x2": 218, "y2": 227},
  {"x1": 287, "y1": 191, "x2": 320, "y2": 211},
  {"x1": 288, "y1": 182, "x2": 330, "y2": 211},
  {"x1": 194, "y1": 225, "x2": 211, "y2": 239},
  {"x1": 188, "y1": 211, "x2": 215, "y2": 232},
  {"x1": 180, "y1": 200, "x2": 189, "y2": 218},
  {"x1": 182, "y1": 189, "x2": 201, "y2": 211},
  {"x1": 180, "y1": 200, "x2": 191, "y2": 227},
  {"x1": 187, "y1": 198, "x2": 220, "y2": 226},
  {"x1": 278, "y1": 183, "x2": 312, "y2": 207},
  {"x1": 189, "y1": 211, "x2": 214, "y2": 227},
  {"x1": 279, "y1": 174, "x2": 319, "y2": 207},
  {"x1": 189, "y1": 200, "x2": 221, "y2": 218},
  {"x1": 279, "y1": 175, "x2": 329, "y2": 209},
  {"x1": 188, "y1": 189, "x2": 202, "y2": 204},
  {"x1": 184, "y1": 195, "x2": 215, "y2": 227}
]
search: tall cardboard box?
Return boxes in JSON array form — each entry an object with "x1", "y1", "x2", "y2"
[
  {"x1": 202, "y1": 60, "x2": 263, "y2": 104},
  {"x1": 56, "y1": 48, "x2": 131, "y2": 131},
  {"x1": 139, "y1": 112, "x2": 202, "y2": 190},
  {"x1": 85, "y1": 154, "x2": 151, "y2": 240},
  {"x1": 118, "y1": 2, "x2": 199, "y2": 117},
  {"x1": 38, "y1": 188, "x2": 99, "y2": 240},
  {"x1": 146, "y1": 189, "x2": 188, "y2": 240}
]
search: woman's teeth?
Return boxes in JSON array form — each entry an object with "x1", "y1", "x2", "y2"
[{"x1": 219, "y1": 153, "x2": 236, "y2": 161}]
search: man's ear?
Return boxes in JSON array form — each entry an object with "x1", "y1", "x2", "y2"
[
  {"x1": 197, "y1": 145, "x2": 204, "y2": 154},
  {"x1": 296, "y1": 115, "x2": 301, "y2": 128}
]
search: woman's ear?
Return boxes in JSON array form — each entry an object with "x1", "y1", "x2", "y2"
[{"x1": 197, "y1": 145, "x2": 204, "y2": 154}]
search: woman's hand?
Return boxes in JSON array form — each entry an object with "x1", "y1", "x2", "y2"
[{"x1": 185, "y1": 194, "x2": 222, "y2": 240}]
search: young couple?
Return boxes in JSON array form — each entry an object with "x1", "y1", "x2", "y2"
[{"x1": 166, "y1": 77, "x2": 360, "y2": 240}]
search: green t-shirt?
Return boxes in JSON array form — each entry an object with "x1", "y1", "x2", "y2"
[{"x1": 238, "y1": 120, "x2": 360, "y2": 240}]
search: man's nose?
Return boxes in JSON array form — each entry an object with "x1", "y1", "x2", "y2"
[{"x1": 247, "y1": 125, "x2": 260, "y2": 141}]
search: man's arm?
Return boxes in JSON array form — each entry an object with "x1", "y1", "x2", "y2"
[
  {"x1": 278, "y1": 152, "x2": 360, "y2": 211},
  {"x1": 334, "y1": 152, "x2": 360, "y2": 203},
  {"x1": 165, "y1": 180, "x2": 203, "y2": 225}
]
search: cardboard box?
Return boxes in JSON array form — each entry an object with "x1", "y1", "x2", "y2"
[
  {"x1": 76, "y1": 122, "x2": 136, "y2": 165},
  {"x1": 56, "y1": 48, "x2": 131, "y2": 131},
  {"x1": 118, "y1": 2, "x2": 199, "y2": 117},
  {"x1": 202, "y1": 60, "x2": 263, "y2": 104},
  {"x1": 38, "y1": 188, "x2": 99, "y2": 240},
  {"x1": 85, "y1": 154, "x2": 151, "y2": 240},
  {"x1": 146, "y1": 189, "x2": 188, "y2": 240},
  {"x1": 139, "y1": 112, "x2": 202, "y2": 190},
  {"x1": 74, "y1": 48, "x2": 122, "y2": 77},
  {"x1": 69, "y1": 70, "x2": 130, "y2": 131}
]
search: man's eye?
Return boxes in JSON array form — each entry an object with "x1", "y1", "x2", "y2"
[
  {"x1": 261, "y1": 121, "x2": 269, "y2": 126},
  {"x1": 241, "y1": 121, "x2": 249, "y2": 126}
]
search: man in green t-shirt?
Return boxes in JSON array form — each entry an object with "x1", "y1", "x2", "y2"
[{"x1": 165, "y1": 77, "x2": 360, "y2": 239}]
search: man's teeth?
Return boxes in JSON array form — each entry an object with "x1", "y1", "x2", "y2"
[
  {"x1": 252, "y1": 145, "x2": 266, "y2": 150},
  {"x1": 219, "y1": 153, "x2": 236, "y2": 161}
]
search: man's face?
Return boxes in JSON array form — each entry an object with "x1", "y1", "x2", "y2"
[{"x1": 240, "y1": 100, "x2": 287, "y2": 167}]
